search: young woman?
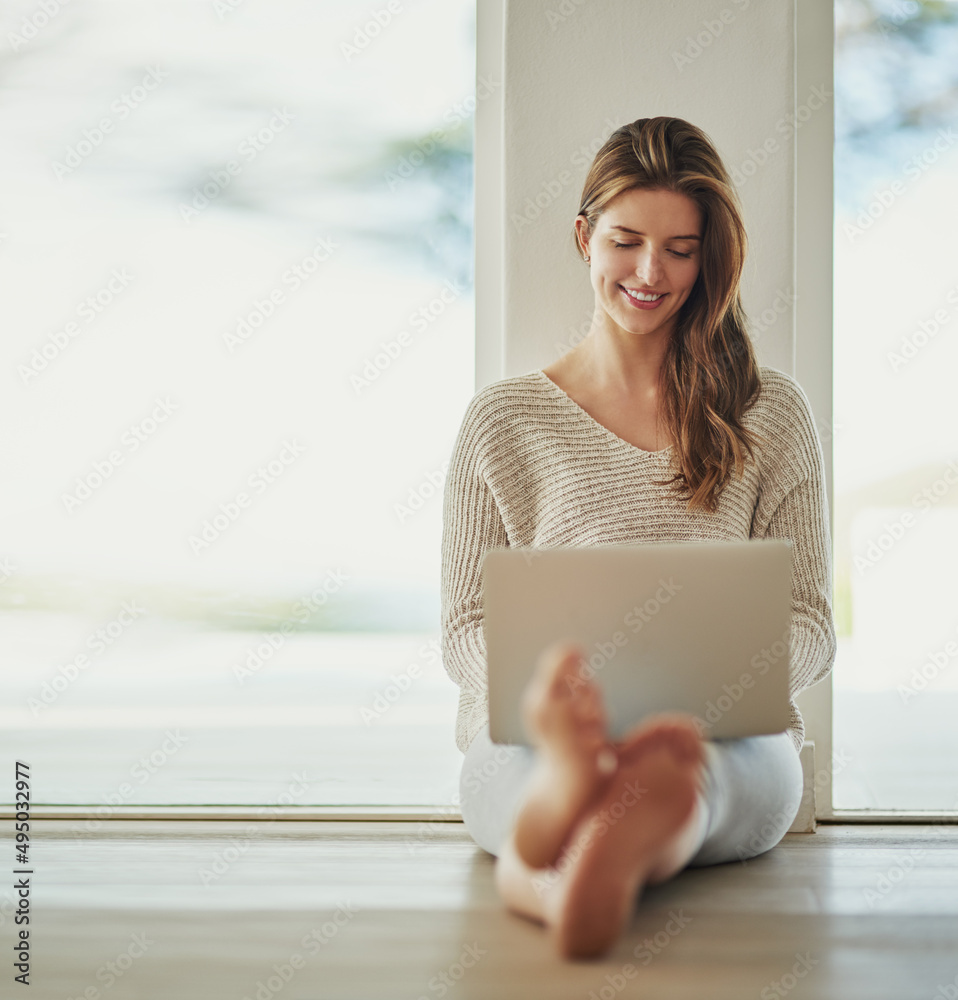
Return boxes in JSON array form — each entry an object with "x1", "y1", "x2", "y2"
[{"x1": 440, "y1": 117, "x2": 836, "y2": 960}]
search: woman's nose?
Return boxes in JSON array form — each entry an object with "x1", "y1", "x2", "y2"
[{"x1": 635, "y1": 248, "x2": 664, "y2": 285}]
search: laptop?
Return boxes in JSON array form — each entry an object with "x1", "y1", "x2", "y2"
[{"x1": 482, "y1": 540, "x2": 792, "y2": 744}]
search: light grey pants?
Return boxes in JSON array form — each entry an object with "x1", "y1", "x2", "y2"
[{"x1": 459, "y1": 723, "x2": 804, "y2": 867}]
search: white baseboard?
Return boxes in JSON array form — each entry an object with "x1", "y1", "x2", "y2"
[{"x1": 788, "y1": 740, "x2": 818, "y2": 833}]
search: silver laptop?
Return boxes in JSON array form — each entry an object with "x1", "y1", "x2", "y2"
[{"x1": 483, "y1": 540, "x2": 792, "y2": 744}]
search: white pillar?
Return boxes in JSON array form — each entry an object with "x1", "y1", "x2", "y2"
[{"x1": 477, "y1": 0, "x2": 800, "y2": 384}]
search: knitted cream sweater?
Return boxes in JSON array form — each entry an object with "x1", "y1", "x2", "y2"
[{"x1": 439, "y1": 366, "x2": 836, "y2": 756}]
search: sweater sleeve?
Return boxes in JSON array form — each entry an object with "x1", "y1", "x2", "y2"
[
  {"x1": 440, "y1": 395, "x2": 510, "y2": 746},
  {"x1": 753, "y1": 375, "x2": 837, "y2": 712}
]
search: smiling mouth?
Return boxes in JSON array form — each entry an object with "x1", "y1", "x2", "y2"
[{"x1": 621, "y1": 286, "x2": 666, "y2": 303}]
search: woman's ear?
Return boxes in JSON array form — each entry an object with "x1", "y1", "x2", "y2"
[{"x1": 574, "y1": 214, "x2": 591, "y2": 259}]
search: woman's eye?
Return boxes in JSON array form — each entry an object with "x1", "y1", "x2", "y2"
[{"x1": 610, "y1": 241, "x2": 693, "y2": 258}]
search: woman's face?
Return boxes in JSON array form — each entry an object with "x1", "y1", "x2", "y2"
[{"x1": 576, "y1": 186, "x2": 703, "y2": 343}]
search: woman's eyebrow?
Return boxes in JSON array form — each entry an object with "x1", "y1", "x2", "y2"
[{"x1": 608, "y1": 225, "x2": 702, "y2": 240}]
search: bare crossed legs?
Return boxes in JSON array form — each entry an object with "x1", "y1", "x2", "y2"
[{"x1": 492, "y1": 640, "x2": 709, "y2": 960}]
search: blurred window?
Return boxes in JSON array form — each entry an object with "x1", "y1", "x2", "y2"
[{"x1": 0, "y1": 0, "x2": 476, "y2": 810}]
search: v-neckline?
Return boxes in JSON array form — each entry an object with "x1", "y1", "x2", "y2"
[{"x1": 532, "y1": 369, "x2": 673, "y2": 458}]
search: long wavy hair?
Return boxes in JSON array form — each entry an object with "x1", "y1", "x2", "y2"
[{"x1": 573, "y1": 116, "x2": 767, "y2": 513}]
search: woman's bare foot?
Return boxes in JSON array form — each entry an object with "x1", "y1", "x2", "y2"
[
  {"x1": 512, "y1": 640, "x2": 619, "y2": 871},
  {"x1": 545, "y1": 714, "x2": 707, "y2": 959}
]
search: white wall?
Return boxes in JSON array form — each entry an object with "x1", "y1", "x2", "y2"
[{"x1": 477, "y1": 0, "x2": 799, "y2": 382}]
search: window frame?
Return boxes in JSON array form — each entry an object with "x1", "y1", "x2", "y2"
[
  {"x1": 799, "y1": 0, "x2": 957, "y2": 823},
  {"x1": 793, "y1": 0, "x2": 837, "y2": 820}
]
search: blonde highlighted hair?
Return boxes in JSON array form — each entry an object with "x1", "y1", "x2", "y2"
[{"x1": 574, "y1": 116, "x2": 766, "y2": 513}]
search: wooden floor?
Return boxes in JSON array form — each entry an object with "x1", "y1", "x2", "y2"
[{"x1": 10, "y1": 821, "x2": 958, "y2": 999}]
